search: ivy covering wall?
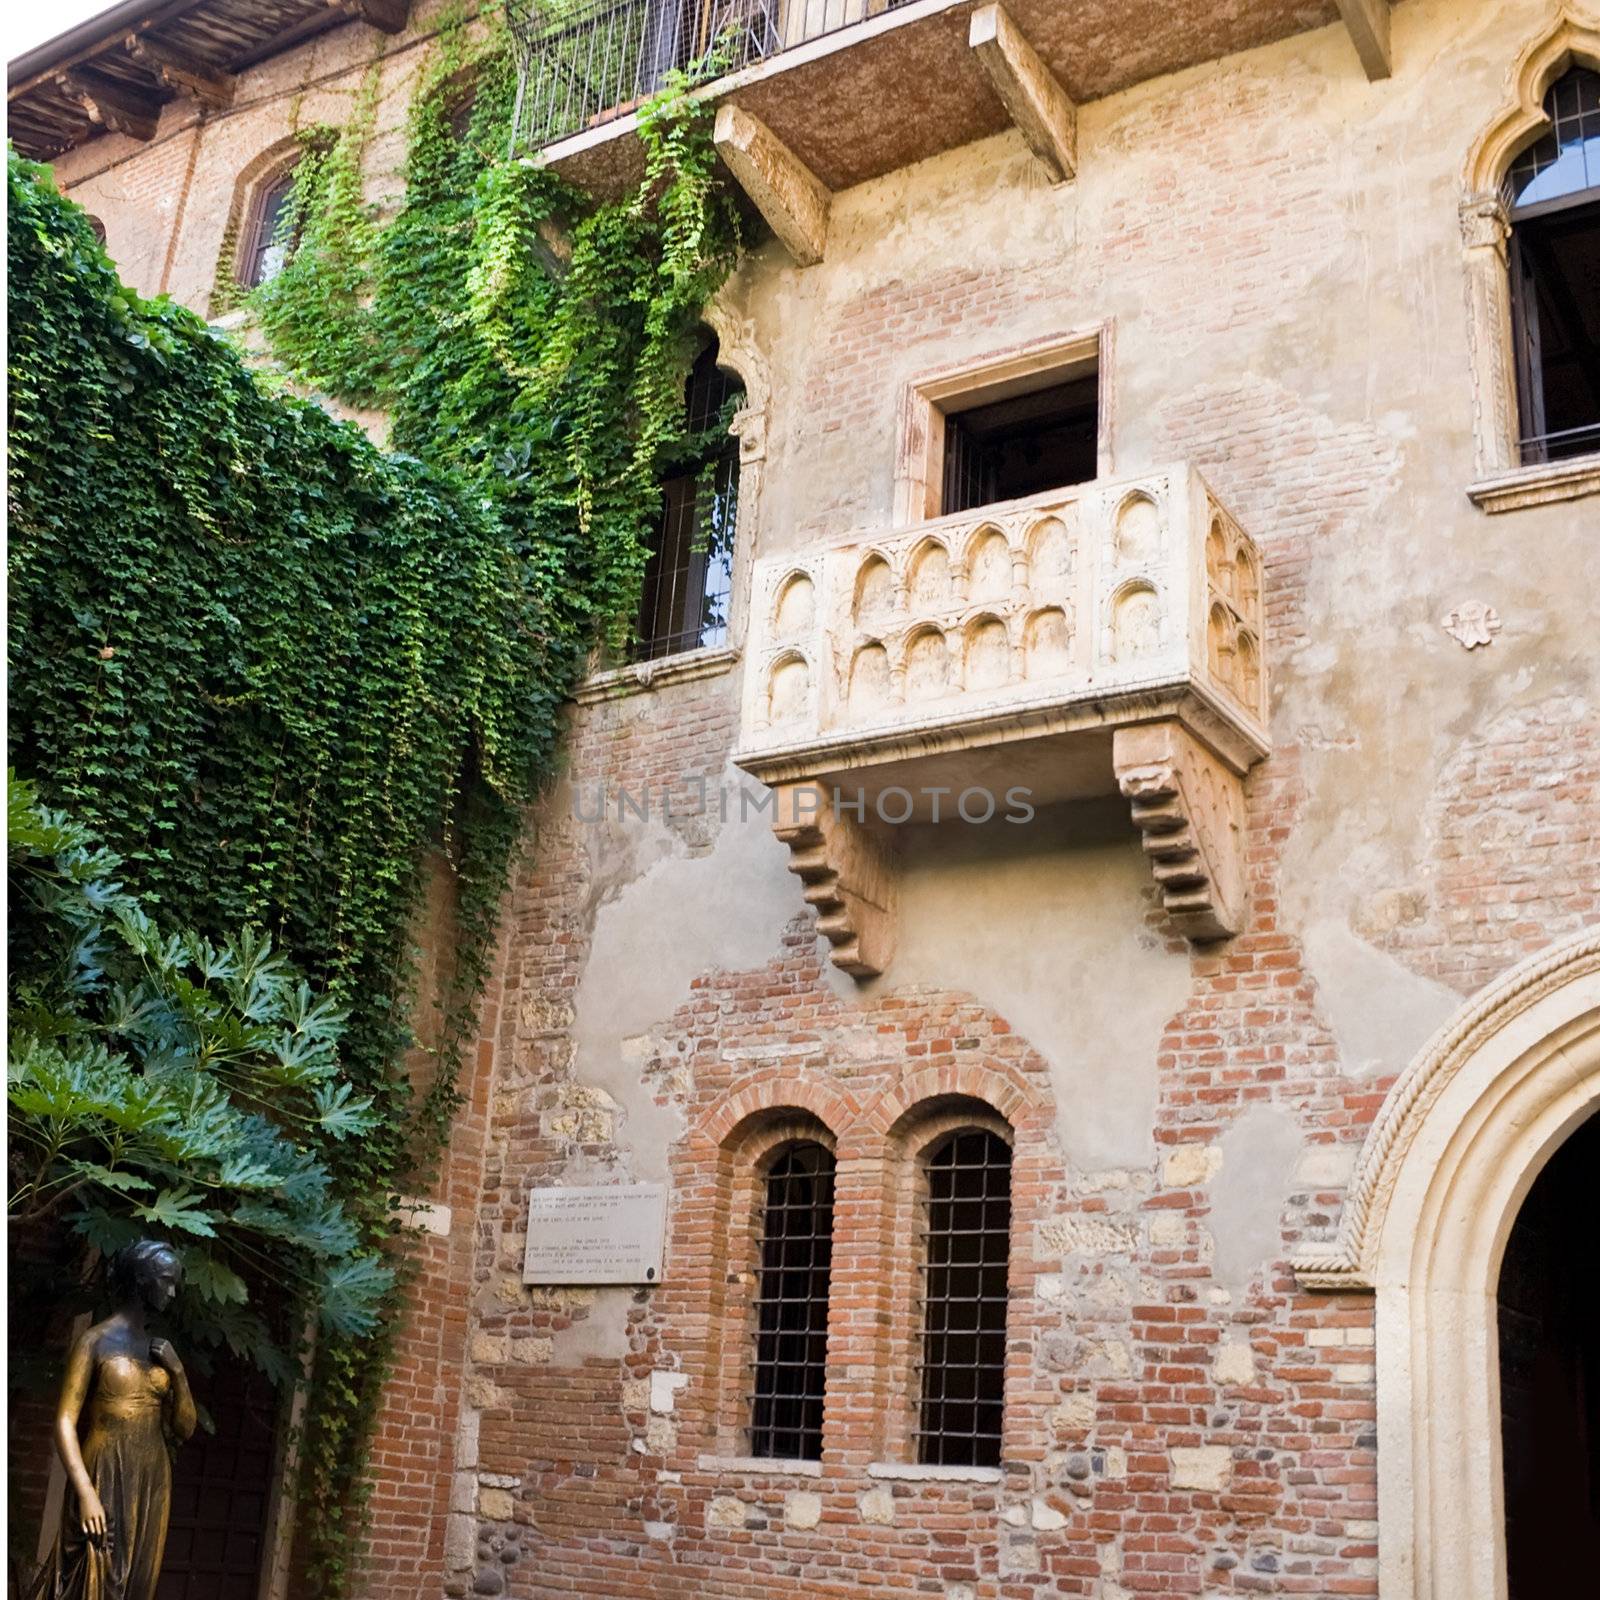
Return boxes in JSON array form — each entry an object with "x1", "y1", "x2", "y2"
[{"x1": 7, "y1": 7, "x2": 738, "y2": 1589}]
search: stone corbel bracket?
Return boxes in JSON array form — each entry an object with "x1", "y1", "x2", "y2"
[
  {"x1": 772, "y1": 784, "x2": 897, "y2": 977},
  {"x1": 714, "y1": 103, "x2": 832, "y2": 266},
  {"x1": 1112, "y1": 721, "x2": 1248, "y2": 942},
  {"x1": 968, "y1": 2, "x2": 1077, "y2": 183}
]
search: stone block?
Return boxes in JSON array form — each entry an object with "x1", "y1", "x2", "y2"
[{"x1": 1170, "y1": 1446, "x2": 1233, "y2": 1492}]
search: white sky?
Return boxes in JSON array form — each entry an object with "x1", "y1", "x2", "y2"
[{"x1": 8, "y1": 1, "x2": 125, "y2": 65}]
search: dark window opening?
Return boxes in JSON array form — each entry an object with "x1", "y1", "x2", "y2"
[
  {"x1": 633, "y1": 337, "x2": 742, "y2": 661},
  {"x1": 916, "y1": 1127, "x2": 1011, "y2": 1468},
  {"x1": 238, "y1": 170, "x2": 297, "y2": 289},
  {"x1": 155, "y1": 1349, "x2": 279, "y2": 1600},
  {"x1": 1507, "y1": 67, "x2": 1600, "y2": 464},
  {"x1": 941, "y1": 375, "x2": 1098, "y2": 516},
  {"x1": 1497, "y1": 1112, "x2": 1600, "y2": 1597},
  {"x1": 748, "y1": 1141, "x2": 834, "y2": 1461}
]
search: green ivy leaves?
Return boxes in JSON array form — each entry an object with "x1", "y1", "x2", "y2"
[{"x1": 8, "y1": 7, "x2": 738, "y2": 1589}]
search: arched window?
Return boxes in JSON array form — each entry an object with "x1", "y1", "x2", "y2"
[
  {"x1": 748, "y1": 1141, "x2": 834, "y2": 1461},
  {"x1": 633, "y1": 335, "x2": 743, "y2": 661},
  {"x1": 237, "y1": 167, "x2": 299, "y2": 289},
  {"x1": 1505, "y1": 67, "x2": 1600, "y2": 464},
  {"x1": 916, "y1": 1127, "x2": 1011, "y2": 1467}
]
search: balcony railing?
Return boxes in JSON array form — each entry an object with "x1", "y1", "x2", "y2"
[
  {"x1": 735, "y1": 465, "x2": 1269, "y2": 788},
  {"x1": 508, "y1": 0, "x2": 916, "y2": 152}
]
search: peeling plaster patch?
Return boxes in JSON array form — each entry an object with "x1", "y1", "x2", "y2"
[
  {"x1": 570, "y1": 761, "x2": 804, "y2": 1180},
  {"x1": 1303, "y1": 919, "x2": 1458, "y2": 1077},
  {"x1": 650, "y1": 1370, "x2": 688, "y2": 1414},
  {"x1": 549, "y1": 1287, "x2": 632, "y2": 1363},
  {"x1": 879, "y1": 799, "x2": 1191, "y2": 1169},
  {"x1": 1208, "y1": 1105, "x2": 1302, "y2": 1292}
]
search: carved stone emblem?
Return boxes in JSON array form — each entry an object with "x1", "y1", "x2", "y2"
[{"x1": 1441, "y1": 601, "x2": 1501, "y2": 650}]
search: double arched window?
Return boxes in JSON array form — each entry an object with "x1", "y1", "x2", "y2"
[
  {"x1": 1505, "y1": 67, "x2": 1600, "y2": 464},
  {"x1": 739, "y1": 1116, "x2": 1014, "y2": 1467}
]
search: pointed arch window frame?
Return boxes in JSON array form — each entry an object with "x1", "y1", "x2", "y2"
[{"x1": 1461, "y1": 18, "x2": 1600, "y2": 511}]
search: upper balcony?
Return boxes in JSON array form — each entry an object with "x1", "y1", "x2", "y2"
[
  {"x1": 512, "y1": 0, "x2": 1389, "y2": 225},
  {"x1": 731, "y1": 465, "x2": 1270, "y2": 974}
]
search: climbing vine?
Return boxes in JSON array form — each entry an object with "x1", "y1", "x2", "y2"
[{"x1": 8, "y1": 3, "x2": 739, "y2": 1589}]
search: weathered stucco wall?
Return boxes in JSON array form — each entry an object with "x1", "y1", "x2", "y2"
[{"x1": 33, "y1": 0, "x2": 1600, "y2": 1596}]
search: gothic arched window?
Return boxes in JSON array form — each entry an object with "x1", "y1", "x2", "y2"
[
  {"x1": 633, "y1": 334, "x2": 744, "y2": 660},
  {"x1": 1505, "y1": 67, "x2": 1600, "y2": 464}
]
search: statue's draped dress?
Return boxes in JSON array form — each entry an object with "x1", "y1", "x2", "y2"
[{"x1": 30, "y1": 1351, "x2": 173, "y2": 1600}]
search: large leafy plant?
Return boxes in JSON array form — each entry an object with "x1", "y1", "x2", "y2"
[{"x1": 8, "y1": 774, "x2": 389, "y2": 1377}]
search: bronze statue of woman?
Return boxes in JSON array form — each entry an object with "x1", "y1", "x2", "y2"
[{"x1": 29, "y1": 1239, "x2": 197, "y2": 1600}]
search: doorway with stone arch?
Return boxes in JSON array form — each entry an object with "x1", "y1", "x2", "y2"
[{"x1": 1293, "y1": 927, "x2": 1600, "y2": 1599}]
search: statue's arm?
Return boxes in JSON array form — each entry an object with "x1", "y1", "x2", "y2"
[
  {"x1": 54, "y1": 1330, "x2": 106, "y2": 1538},
  {"x1": 150, "y1": 1339, "x2": 197, "y2": 1442}
]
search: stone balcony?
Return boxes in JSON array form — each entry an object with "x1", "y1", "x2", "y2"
[{"x1": 732, "y1": 466, "x2": 1270, "y2": 974}]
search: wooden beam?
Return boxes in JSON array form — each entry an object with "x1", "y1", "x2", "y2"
[
  {"x1": 714, "y1": 102, "x2": 831, "y2": 267},
  {"x1": 57, "y1": 68, "x2": 159, "y2": 142},
  {"x1": 968, "y1": 1, "x2": 1076, "y2": 183},
  {"x1": 330, "y1": 0, "x2": 411, "y2": 35},
  {"x1": 124, "y1": 34, "x2": 234, "y2": 109},
  {"x1": 1335, "y1": 0, "x2": 1392, "y2": 81}
]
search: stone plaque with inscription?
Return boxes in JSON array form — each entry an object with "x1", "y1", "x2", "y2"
[{"x1": 522, "y1": 1183, "x2": 666, "y2": 1285}]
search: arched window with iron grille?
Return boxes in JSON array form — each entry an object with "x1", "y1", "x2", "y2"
[
  {"x1": 1505, "y1": 66, "x2": 1600, "y2": 464},
  {"x1": 748, "y1": 1140, "x2": 834, "y2": 1461},
  {"x1": 916, "y1": 1126, "x2": 1012, "y2": 1468}
]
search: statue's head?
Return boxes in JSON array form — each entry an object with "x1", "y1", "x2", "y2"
[{"x1": 107, "y1": 1239, "x2": 183, "y2": 1315}]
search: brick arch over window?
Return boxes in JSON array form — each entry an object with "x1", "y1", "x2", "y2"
[
  {"x1": 857, "y1": 1082, "x2": 1043, "y2": 1466},
  {"x1": 1460, "y1": 12, "x2": 1600, "y2": 504},
  {"x1": 690, "y1": 1095, "x2": 850, "y2": 1461},
  {"x1": 1294, "y1": 926, "x2": 1600, "y2": 1598}
]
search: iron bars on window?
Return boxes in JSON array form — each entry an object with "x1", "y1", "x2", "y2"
[
  {"x1": 915, "y1": 1128, "x2": 1011, "y2": 1468},
  {"x1": 748, "y1": 1141, "x2": 835, "y2": 1461}
]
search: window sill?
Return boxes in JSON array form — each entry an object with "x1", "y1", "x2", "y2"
[
  {"x1": 573, "y1": 645, "x2": 739, "y2": 704},
  {"x1": 867, "y1": 1462, "x2": 1004, "y2": 1483},
  {"x1": 697, "y1": 1454, "x2": 823, "y2": 1477},
  {"x1": 1467, "y1": 454, "x2": 1600, "y2": 513}
]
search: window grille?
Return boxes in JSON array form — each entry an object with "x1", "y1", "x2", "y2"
[
  {"x1": 915, "y1": 1128, "x2": 1011, "y2": 1468},
  {"x1": 632, "y1": 339, "x2": 743, "y2": 661},
  {"x1": 1507, "y1": 67, "x2": 1600, "y2": 216},
  {"x1": 748, "y1": 1141, "x2": 834, "y2": 1461}
]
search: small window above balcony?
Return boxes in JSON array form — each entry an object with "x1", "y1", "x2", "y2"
[{"x1": 941, "y1": 374, "x2": 1099, "y2": 516}]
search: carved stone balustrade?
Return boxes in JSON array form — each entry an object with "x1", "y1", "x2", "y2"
[{"x1": 733, "y1": 466, "x2": 1270, "y2": 974}]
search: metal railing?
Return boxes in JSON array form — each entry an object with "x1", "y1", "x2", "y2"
[{"x1": 507, "y1": 0, "x2": 916, "y2": 152}]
